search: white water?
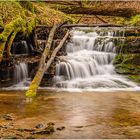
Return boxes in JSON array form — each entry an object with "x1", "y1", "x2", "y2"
[
  {"x1": 12, "y1": 40, "x2": 29, "y2": 55},
  {"x1": 53, "y1": 28, "x2": 139, "y2": 91},
  {"x1": 1, "y1": 27, "x2": 139, "y2": 92},
  {"x1": 12, "y1": 63, "x2": 30, "y2": 89}
]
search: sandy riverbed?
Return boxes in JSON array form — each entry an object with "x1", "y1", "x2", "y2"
[{"x1": 0, "y1": 90, "x2": 140, "y2": 139}]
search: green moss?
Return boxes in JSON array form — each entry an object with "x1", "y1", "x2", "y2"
[
  {"x1": 113, "y1": 54, "x2": 123, "y2": 65},
  {"x1": 113, "y1": 17, "x2": 128, "y2": 25},
  {"x1": 23, "y1": 18, "x2": 36, "y2": 37},
  {"x1": 114, "y1": 54, "x2": 140, "y2": 75},
  {"x1": 128, "y1": 14, "x2": 140, "y2": 26},
  {"x1": 128, "y1": 75, "x2": 140, "y2": 83},
  {"x1": 0, "y1": 16, "x2": 3, "y2": 27},
  {"x1": 115, "y1": 64, "x2": 135, "y2": 74},
  {"x1": 19, "y1": 1, "x2": 35, "y2": 13},
  {"x1": 33, "y1": 2, "x2": 74, "y2": 25},
  {"x1": 0, "y1": 34, "x2": 7, "y2": 42},
  {"x1": 0, "y1": 1, "x2": 28, "y2": 24}
]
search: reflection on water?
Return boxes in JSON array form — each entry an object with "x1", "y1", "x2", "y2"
[{"x1": 0, "y1": 90, "x2": 140, "y2": 139}]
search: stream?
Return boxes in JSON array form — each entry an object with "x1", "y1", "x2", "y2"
[
  {"x1": 0, "y1": 27, "x2": 140, "y2": 138},
  {"x1": 0, "y1": 90, "x2": 140, "y2": 139}
]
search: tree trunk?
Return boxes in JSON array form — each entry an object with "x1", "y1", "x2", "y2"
[
  {"x1": 26, "y1": 29, "x2": 69, "y2": 98},
  {"x1": 62, "y1": 24, "x2": 123, "y2": 28},
  {"x1": 49, "y1": 1, "x2": 139, "y2": 18},
  {"x1": 37, "y1": 23, "x2": 124, "y2": 28},
  {"x1": 7, "y1": 31, "x2": 18, "y2": 59},
  {"x1": 25, "y1": 25, "x2": 58, "y2": 98},
  {"x1": 0, "y1": 42, "x2": 6, "y2": 62},
  {"x1": 45, "y1": 30, "x2": 69, "y2": 71},
  {"x1": 58, "y1": 6, "x2": 136, "y2": 18}
]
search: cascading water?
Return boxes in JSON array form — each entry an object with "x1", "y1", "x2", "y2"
[
  {"x1": 53, "y1": 27, "x2": 139, "y2": 91},
  {"x1": 12, "y1": 40, "x2": 29, "y2": 55},
  {"x1": 10, "y1": 41, "x2": 31, "y2": 89},
  {"x1": 11, "y1": 63, "x2": 30, "y2": 89},
  {"x1": 14, "y1": 63, "x2": 28, "y2": 84}
]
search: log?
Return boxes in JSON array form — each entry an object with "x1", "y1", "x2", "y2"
[
  {"x1": 45, "y1": 30, "x2": 69, "y2": 71},
  {"x1": 94, "y1": 15, "x2": 108, "y2": 24},
  {"x1": 36, "y1": 24, "x2": 140, "y2": 29},
  {"x1": 51, "y1": 2, "x2": 139, "y2": 18},
  {"x1": 62, "y1": 24, "x2": 124, "y2": 28},
  {"x1": 7, "y1": 31, "x2": 19, "y2": 59},
  {"x1": 25, "y1": 25, "x2": 58, "y2": 98},
  {"x1": 36, "y1": 24, "x2": 124, "y2": 28},
  {"x1": 25, "y1": 27, "x2": 69, "y2": 98}
]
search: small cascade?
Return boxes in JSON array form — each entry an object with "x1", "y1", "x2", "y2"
[
  {"x1": 14, "y1": 63, "x2": 28, "y2": 84},
  {"x1": 53, "y1": 27, "x2": 139, "y2": 91},
  {"x1": 12, "y1": 40, "x2": 29, "y2": 55}
]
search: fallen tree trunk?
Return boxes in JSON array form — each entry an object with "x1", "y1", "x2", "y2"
[
  {"x1": 25, "y1": 28, "x2": 69, "y2": 98},
  {"x1": 94, "y1": 15, "x2": 108, "y2": 23},
  {"x1": 45, "y1": 30, "x2": 69, "y2": 71},
  {"x1": 50, "y1": 2, "x2": 139, "y2": 18},
  {"x1": 36, "y1": 24, "x2": 140, "y2": 29},
  {"x1": 36, "y1": 24, "x2": 124, "y2": 28},
  {"x1": 62, "y1": 24, "x2": 123, "y2": 28},
  {"x1": 25, "y1": 25, "x2": 58, "y2": 98},
  {"x1": 59, "y1": 7, "x2": 136, "y2": 18}
]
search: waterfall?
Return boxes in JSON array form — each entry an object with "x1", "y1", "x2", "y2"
[
  {"x1": 12, "y1": 40, "x2": 29, "y2": 55},
  {"x1": 53, "y1": 27, "x2": 138, "y2": 91},
  {"x1": 14, "y1": 63, "x2": 28, "y2": 84}
]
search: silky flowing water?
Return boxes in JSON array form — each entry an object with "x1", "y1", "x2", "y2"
[{"x1": 53, "y1": 27, "x2": 139, "y2": 91}]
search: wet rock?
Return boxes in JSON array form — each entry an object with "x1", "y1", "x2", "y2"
[
  {"x1": 74, "y1": 126, "x2": 84, "y2": 128},
  {"x1": 2, "y1": 136, "x2": 20, "y2": 139},
  {"x1": 47, "y1": 122, "x2": 55, "y2": 126},
  {"x1": 35, "y1": 123, "x2": 44, "y2": 129},
  {"x1": 16, "y1": 133, "x2": 23, "y2": 137},
  {"x1": 17, "y1": 128, "x2": 36, "y2": 132},
  {"x1": 44, "y1": 123, "x2": 55, "y2": 133},
  {"x1": 2, "y1": 114, "x2": 14, "y2": 121},
  {"x1": 32, "y1": 122, "x2": 55, "y2": 135},
  {"x1": 0, "y1": 125, "x2": 8, "y2": 129},
  {"x1": 56, "y1": 126, "x2": 65, "y2": 131},
  {"x1": 26, "y1": 136, "x2": 35, "y2": 139}
]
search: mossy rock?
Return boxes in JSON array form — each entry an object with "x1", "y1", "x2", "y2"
[
  {"x1": 116, "y1": 37, "x2": 140, "y2": 54},
  {"x1": 113, "y1": 54, "x2": 123, "y2": 65},
  {"x1": 115, "y1": 64, "x2": 138, "y2": 74},
  {"x1": 114, "y1": 54, "x2": 140, "y2": 75},
  {"x1": 128, "y1": 75, "x2": 140, "y2": 83},
  {"x1": 114, "y1": 54, "x2": 140, "y2": 66}
]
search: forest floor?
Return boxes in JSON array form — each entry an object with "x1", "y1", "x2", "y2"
[{"x1": 0, "y1": 90, "x2": 140, "y2": 139}]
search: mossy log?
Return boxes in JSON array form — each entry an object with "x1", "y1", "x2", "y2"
[
  {"x1": 0, "y1": 42, "x2": 6, "y2": 62},
  {"x1": 37, "y1": 23, "x2": 123, "y2": 28},
  {"x1": 6, "y1": 31, "x2": 19, "y2": 59},
  {"x1": 26, "y1": 28, "x2": 69, "y2": 98},
  {"x1": 52, "y1": 5, "x2": 139, "y2": 18},
  {"x1": 25, "y1": 25, "x2": 58, "y2": 98},
  {"x1": 45, "y1": 30, "x2": 69, "y2": 71},
  {"x1": 113, "y1": 54, "x2": 140, "y2": 75},
  {"x1": 0, "y1": 18, "x2": 24, "y2": 63},
  {"x1": 0, "y1": 25, "x2": 14, "y2": 62}
]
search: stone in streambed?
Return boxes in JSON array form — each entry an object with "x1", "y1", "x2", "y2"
[
  {"x1": 56, "y1": 126, "x2": 65, "y2": 131},
  {"x1": 32, "y1": 122, "x2": 55, "y2": 135},
  {"x1": 2, "y1": 114, "x2": 14, "y2": 121},
  {"x1": 35, "y1": 123, "x2": 44, "y2": 129}
]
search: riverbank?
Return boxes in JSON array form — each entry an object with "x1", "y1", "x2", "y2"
[{"x1": 0, "y1": 90, "x2": 140, "y2": 139}]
